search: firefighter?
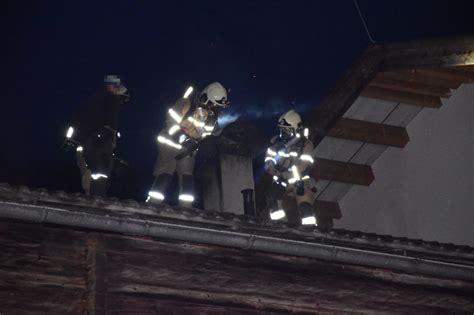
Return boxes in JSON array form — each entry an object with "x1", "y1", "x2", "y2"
[
  {"x1": 264, "y1": 110, "x2": 318, "y2": 226},
  {"x1": 148, "y1": 82, "x2": 229, "y2": 206},
  {"x1": 65, "y1": 75, "x2": 129, "y2": 197}
]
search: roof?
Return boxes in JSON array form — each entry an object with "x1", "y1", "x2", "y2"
[
  {"x1": 1, "y1": 183, "x2": 473, "y2": 282},
  {"x1": 297, "y1": 36, "x2": 474, "y2": 224}
]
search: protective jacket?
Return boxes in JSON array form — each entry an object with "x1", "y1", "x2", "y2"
[
  {"x1": 71, "y1": 90, "x2": 123, "y2": 143},
  {"x1": 157, "y1": 96, "x2": 217, "y2": 154},
  {"x1": 265, "y1": 134, "x2": 315, "y2": 187},
  {"x1": 149, "y1": 95, "x2": 218, "y2": 205}
]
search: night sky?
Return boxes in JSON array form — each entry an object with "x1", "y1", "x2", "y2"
[{"x1": 2, "y1": 0, "x2": 473, "y2": 200}]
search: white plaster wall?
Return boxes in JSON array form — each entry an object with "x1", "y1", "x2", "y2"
[{"x1": 337, "y1": 84, "x2": 474, "y2": 246}]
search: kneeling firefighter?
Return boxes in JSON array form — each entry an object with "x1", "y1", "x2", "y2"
[
  {"x1": 264, "y1": 110, "x2": 318, "y2": 226},
  {"x1": 148, "y1": 82, "x2": 229, "y2": 206},
  {"x1": 64, "y1": 75, "x2": 129, "y2": 197}
]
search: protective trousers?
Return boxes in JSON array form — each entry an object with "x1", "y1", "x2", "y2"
[
  {"x1": 76, "y1": 151, "x2": 91, "y2": 195},
  {"x1": 80, "y1": 131, "x2": 115, "y2": 197},
  {"x1": 268, "y1": 177, "x2": 316, "y2": 225},
  {"x1": 150, "y1": 141, "x2": 195, "y2": 205}
]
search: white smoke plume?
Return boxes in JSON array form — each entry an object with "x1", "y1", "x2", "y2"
[{"x1": 217, "y1": 101, "x2": 311, "y2": 127}]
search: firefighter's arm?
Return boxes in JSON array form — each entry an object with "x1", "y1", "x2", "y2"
[
  {"x1": 163, "y1": 98, "x2": 191, "y2": 141},
  {"x1": 166, "y1": 98, "x2": 190, "y2": 128},
  {"x1": 264, "y1": 137, "x2": 279, "y2": 175}
]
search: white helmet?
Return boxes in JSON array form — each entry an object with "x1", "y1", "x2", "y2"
[
  {"x1": 277, "y1": 110, "x2": 301, "y2": 132},
  {"x1": 201, "y1": 82, "x2": 229, "y2": 108}
]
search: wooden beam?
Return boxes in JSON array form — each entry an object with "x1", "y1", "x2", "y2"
[
  {"x1": 377, "y1": 71, "x2": 462, "y2": 89},
  {"x1": 370, "y1": 77, "x2": 451, "y2": 97},
  {"x1": 423, "y1": 68, "x2": 474, "y2": 82},
  {"x1": 311, "y1": 159, "x2": 374, "y2": 186},
  {"x1": 329, "y1": 118, "x2": 409, "y2": 148},
  {"x1": 451, "y1": 65, "x2": 474, "y2": 73},
  {"x1": 314, "y1": 200, "x2": 342, "y2": 219},
  {"x1": 361, "y1": 86, "x2": 442, "y2": 108},
  {"x1": 86, "y1": 235, "x2": 107, "y2": 315},
  {"x1": 415, "y1": 69, "x2": 472, "y2": 84}
]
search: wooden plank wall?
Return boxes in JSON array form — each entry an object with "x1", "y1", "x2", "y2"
[{"x1": 1, "y1": 220, "x2": 474, "y2": 314}]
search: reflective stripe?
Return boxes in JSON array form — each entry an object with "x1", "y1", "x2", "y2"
[
  {"x1": 288, "y1": 178, "x2": 297, "y2": 184},
  {"x1": 168, "y1": 124, "x2": 181, "y2": 135},
  {"x1": 187, "y1": 116, "x2": 205, "y2": 128},
  {"x1": 157, "y1": 135, "x2": 182, "y2": 150},
  {"x1": 66, "y1": 126, "x2": 74, "y2": 139},
  {"x1": 296, "y1": 133, "x2": 301, "y2": 138},
  {"x1": 204, "y1": 125, "x2": 214, "y2": 132},
  {"x1": 178, "y1": 134, "x2": 187, "y2": 144},
  {"x1": 304, "y1": 128, "x2": 309, "y2": 138},
  {"x1": 281, "y1": 182, "x2": 288, "y2": 187},
  {"x1": 273, "y1": 175, "x2": 279, "y2": 181},
  {"x1": 117, "y1": 131, "x2": 121, "y2": 138},
  {"x1": 202, "y1": 132, "x2": 212, "y2": 138},
  {"x1": 183, "y1": 86, "x2": 193, "y2": 99},
  {"x1": 278, "y1": 151, "x2": 290, "y2": 158},
  {"x1": 76, "y1": 146, "x2": 83, "y2": 152},
  {"x1": 290, "y1": 151, "x2": 298, "y2": 157},
  {"x1": 291, "y1": 165, "x2": 301, "y2": 180},
  {"x1": 302, "y1": 175, "x2": 310, "y2": 180},
  {"x1": 168, "y1": 108, "x2": 183, "y2": 123},
  {"x1": 265, "y1": 157, "x2": 276, "y2": 164},
  {"x1": 179, "y1": 194, "x2": 194, "y2": 202},
  {"x1": 302, "y1": 216, "x2": 317, "y2": 225},
  {"x1": 300, "y1": 154, "x2": 314, "y2": 164},
  {"x1": 91, "y1": 173, "x2": 108, "y2": 180},
  {"x1": 270, "y1": 209, "x2": 286, "y2": 220},
  {"x1": 267, "y1": 148, "x2": 277, "y2": 156},
  {"x1": 148, "y1": 191, "x2": 165, "y2": 201}
]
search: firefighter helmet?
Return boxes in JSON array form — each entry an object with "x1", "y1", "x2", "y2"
[
  {"x1": 277, "y1": 110, "x2": 301, "y2": 132},
  {"x1": 200, "y1": 82, "x2": 229, "y2": 108}
]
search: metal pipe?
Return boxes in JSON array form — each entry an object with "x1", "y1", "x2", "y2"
[
  {"x1": 241, "y1": 189, "x2": 256, "y2": 217},
  {"x1": 1, "y1": 200, "x2": 473, "y2": 281}
]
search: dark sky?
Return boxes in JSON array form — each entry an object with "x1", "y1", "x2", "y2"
[{"x1": 2, "y1": 0, "x2": 473, "y2": 199}]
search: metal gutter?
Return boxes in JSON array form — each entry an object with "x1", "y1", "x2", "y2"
[{"x1": 1, "y1": 200, "x2": 473, "y2": 282}]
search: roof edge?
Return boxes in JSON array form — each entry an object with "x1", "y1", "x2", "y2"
[{"x1": 2, "y1": 199, "x2": 473, "y2": 282}]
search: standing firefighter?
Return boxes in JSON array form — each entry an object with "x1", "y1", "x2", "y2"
[
  {"x1": 148, "y1": 82, "x2": 229, "y2": 206},
  {"x1": 264, "y1": 110, "x2": 318, "y2": 226},
  {"x1": 65, "y1": 75, "x2": 129, "y2": 197}
]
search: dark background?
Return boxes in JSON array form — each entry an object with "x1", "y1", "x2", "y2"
[{"x1": 2, "y1": 0, "x2": 473, "y2": 200}]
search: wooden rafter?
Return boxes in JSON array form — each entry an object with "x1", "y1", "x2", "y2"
[
  {"x1": 329, "y1": 118, "x2": 409, "y2": 148},
  {"x1": 314, "y1": 200, "x2": 342, "y2": 219},
  {"x1": 369, "y1": 76, "x2": 451, "y2": 97},
  {"x1": 361, "y1": 86, "x2": 442, "y2": 108},
  {"x1": 420, "y1": 68, "x2": 474, "y2": 82},
  {"x1": 377, "y1": 71, "x2": 462, "y2": 89},
  {"x1": 311, "y1": 159, "x2": 374, "y2": 186}
]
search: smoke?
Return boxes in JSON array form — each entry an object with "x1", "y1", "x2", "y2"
[
  {"x1": 218, "y1": 112, "x2": 241, "y2": 126},
  {"x1": 217, "y1": 100, "x2": 312, "y2": 127}
]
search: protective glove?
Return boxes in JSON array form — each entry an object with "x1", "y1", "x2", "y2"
[
  {"x1": 265, "y1": 162, "x2": 279, "y2": 176},
  {"x1": 182, "y1": 138, "x2": 198, "y2": 151},
  {"x1": 295, "y1": 180, "x2": 305, "y2": 196}
]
